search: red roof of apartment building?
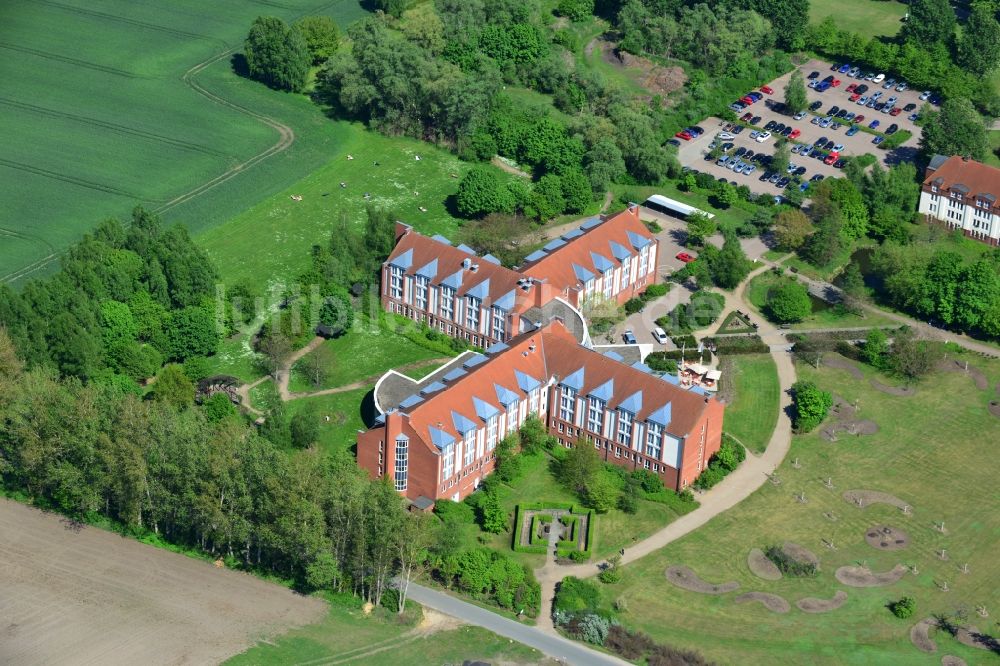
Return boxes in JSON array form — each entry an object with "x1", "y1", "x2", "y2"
[
  {"x1": 924, "y1": 155, "x2": 1000, "y2": 206},
  {"x1": 395, "y1": 320, "x2": 710, "y2": 457},
  {"x1": 519, "y1": 206, "x2": 655, "y2": 292}
]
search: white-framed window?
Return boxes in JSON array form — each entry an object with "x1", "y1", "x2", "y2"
[
  {"x1": 487, "y1": 416, "x2": 497, "y2": 450},
  {"x1": 390, "y1": 266, "x2": 404, "y2": 299},
  {"x1": 559, "y1": 387, "x2": 576, "y2": 422},
  {"x1": 440, "y1": 287, "x2": 454, "y2": 320},
  {"x1": 617, "y1": 410, "x2": 633, "y2": 445},
  {"x1": 529, "y1": 388, "x2": 539, "y2": 414},
  {"x1": 442, "y1": 443, "x2": 454, "y2": 480},
  {"x1": 464, "y1": 429, "x2": 475, "y2": 467},
  {"x1": 465, "y1": 296, "x2": 480, "y2": 330},
  {"x1": 646, "y1": 422, "x2": 662, "y2": 459},
  {"x1": 415, "y1": 276, "x2": 428, "y2": 310},
  {"x1": 507, "y1": 403, "x2": 518, "y2": 430},
  {"x1": 603, "y1": 275, "x2": 613, "y2": 300},
  {"x1": 394, "y1": 436, "x2": 408, "y2": 491},
  {"x1": 622, "y1": 258, "x2": 631, "y2": 285},
  {"x1": 492, "y1": 307, "x2": 505, "y2": 340},
  {"x1": 587, "y1": 398, "x2": 604, "y2": 434},
  {"x1": 639, "y1": 246, "x2": 648, "y2": 275}
]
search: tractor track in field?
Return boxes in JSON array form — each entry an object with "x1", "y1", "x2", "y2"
[
  {"x1": 0, "y1": 42, "x2": 140, "y2": 78},
  {"x1": 26, "y1": 0, "x2": 226, "y2": 43},
  {"x1": 0, "y1": 97, "x2": 233, "y2": 158},
  {"x1": 0, "y1": 158, "x2": 160, "y2": 201}
]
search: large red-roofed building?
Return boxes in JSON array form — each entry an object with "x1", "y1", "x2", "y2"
[
  {"x1": 380, "y1": 206, "x2": 658, "y2": 349},
  {"x1": 356, "y1": 320, "x2": 724, "y2": 505},
  {"x1": 919, "y1": 154, "x2": 1000, "y2": 246}
]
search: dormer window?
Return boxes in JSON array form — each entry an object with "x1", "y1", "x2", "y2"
[{"x1": 931, "y1": 185, "x2": 938, "y2": 193}]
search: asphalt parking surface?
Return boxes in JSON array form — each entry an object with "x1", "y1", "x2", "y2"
[{"x1": 675, "y1": 57, "x2": 933, "y2": 198}]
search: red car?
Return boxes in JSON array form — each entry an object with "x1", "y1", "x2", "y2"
[
  {"x1": 789, "y1": 128, "x2": 800, "y2": 139},
  {"x1": 741, "y1": 112, "x2": 753, "y2": 122},
  {"x1": 849, "y1": 93, "x2": 861, "y2": 102},
  {"x1": 889, "y1": 107, "x2": 902, "y2": 116},
  {"x1": 760, "y1": 85, "x2": 774, "y2": 95},
  {"x1": 676, "y1": 252, "x2": 696, "y2": 263},
  {"x1": 845, "y1": 83, "x2": 857, "y2": 93},
  {"x1": 824, "y1": 152, "x2": 839, "y2": 165},
  {"x1": 741, "y1": 96, "x2": 755, "y2": 105},
  {"x1": 674, "y1": 131, "x2": 691, "y2": 140},
  {"x1": 854, "y1": 114, "x2": 865, "y2": 123}
]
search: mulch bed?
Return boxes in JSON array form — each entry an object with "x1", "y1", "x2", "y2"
[
  {"x1": 941, "y1": 657, "x2": 967, "y2": 666},
  {"x1": 823, "y1": 355, "x2": 863, "y2": 379},
  {"x1": 911, "y1": 618, "x2": 938, "y2": 653},
  {"x1": 955, "y1": 625, "x2": 1000, "y2": 652},
  {"x1": 733, "y1": 592, "x2": 790, "y2": 614},
  {"x1": 864, "y1": 525, "x2": 911, "y2": 551},
  {"x1": 989, "y1": 401, "x2": 1000, "y2": 419},
  {"x1": 747, "y1": 548, "x2": 782, "y2": 581},
  {"x1": 937, "y1": 359, "x2": 989, "y2": 390},
  {"x1": 796, "y1": 590, "x2": 848, "y2": 614},
  {"x1": 665, "y1": 565, "x2": 740, "y2": 594},
  {"x1": 869, "y1": 379, "x2": 916, "y2": 396},
  {"x1": 835, "y1": 564, "x2": 908, "y2": 587},
  {"x1": 820, "y1": 395, "x2": 879, "y2": 441},
  {"x1": 782, "y1": 542, "x2": 820, "y2": 568}
]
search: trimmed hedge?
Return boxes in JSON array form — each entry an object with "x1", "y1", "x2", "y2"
[
  {"x1": 703, "y1": 335, "x2": 769, "y2": 354},
  {"x1": 512, "y1": 505, "x2": 547, "y2": 554}
]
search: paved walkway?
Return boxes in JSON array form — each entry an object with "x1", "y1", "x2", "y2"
[{"x1": 406, "y1": 583, "x2": 630, "y2": 666}]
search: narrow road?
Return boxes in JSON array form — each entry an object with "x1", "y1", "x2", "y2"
[{"x1": 405, "y1": 583, "x2": 630, "y2": 666}]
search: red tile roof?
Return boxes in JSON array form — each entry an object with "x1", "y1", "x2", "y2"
[
  {"x1": 924, "y1": 155, "x2": 1000, "y2": 204},
  {"x1": 519, "y1": 206, "x2": 654, "y2": 291}
]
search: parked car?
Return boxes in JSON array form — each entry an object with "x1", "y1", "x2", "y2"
[
  {"x1": 846, "y1": 125, "x2": 859, "y2": 136},
  {"x1": 850, "y1": 93, "x2": 861, "y2": 102},
  {"x1": 794, "y1": 166, "x2": 807, "y2": 176},
  {"x1": 716, "y1": 155, "x2": 730, "y2": 166},
  {"x1": 838, "y1": 64, "x2": 851, "y2": 74},
  {"x1": 809, "y1": 100, "x2": 823, "y2": 111},
  {"x1": 791, "y1": 144, "x2": 802, "y2": 154},
  {"x1": 814, "y1": 136, "x2": 828, "y2": 147},
  {"x1": 789, "y1": 128, "x2": 801, "y2": 139},
  {"x1": 896, "y1": 82, "x2": 908, "y2": 92},
  {"x1": 716, "y1": 132, "x2": 736, "y2": 140},
  {"x1": 848, "y1": 66, "x2": 860, "y2": 77},
  {"x1": 741, "y1": 112, "x2": 753, "y2": 122},
  {"x1": 831, "y1": 78, "x2": 841, "y2": 87},
  {"x1": 873, "y1": 135, "x2": 884, "y2": 145},
  {"x1": 889, "y1": 107, "x2": 902, "y2": 116},
  {"x1": 774, "y1": 123, "x2": 786, "y2": 133},
  {"x1": 794, "y1": 110, "x2": 807, "y2": 120},
  {"x1": 749, "y1": 130, "x2": 760, "y2": 139},
  {"x1": 824, "y1": 152, "x2": 839, "y2": 165},
  {"x1": 863, "y1": 71, "x2": 875, "y2": 80},
  {"x1": 667, "y1": 138, "x2": 681, "y2": 147},
  {"x1": 688, "y1": 126, "x2": 705, "y2": 137},
  {"x1": 751, "y1": 115, "x2": 762, "y2": 125},
  {"x1": 675, "y1": 253, "x2": 695, "y2": 263},
  {"x1": 811, "y1": 174, "x2": 825, "y2": 182},
  {"x1": 854, "y1": 114, "x2": 865, "y2": 123},
  {"x1": 883, "y1": 78, "x2": 896, "y2": 89},
  {"x1": 732, "y1": 125, "x2": 744, "y2": 134},
  {"x1": 844, "y1": 111, "x2": 856, "y2": 121},
  {"x1": 777, "y1": 177, "x2": 790, "y2": 188},
  {"x1": 872, "y1": 73, "x2": 885, "y2": 83},
  {"x1": 653, "y1": 327, "x2": 669, "y2": 344},
  {"x1": 871, "y1": 91, "x2": 883, "y2": 100},
  {"x1": 816, "y1": 81, "x2": 831, "y2": 92},
  {"x1": 623, "y1": 329, "x2": 638, "y2": 344},
  {"x1": 735, "y1": 146, "x2": 747, "y2": 157},
  {"x1": 823, "y1": 140, "x2": 835, "y2": 150},
  {"x1": 760, "y1": 85, "x2": 774, "y2": 95},
  {"x1": 834, "y1": 159, "x2": 845, "y2": 168},
  {"x1": 903, "y1": 103, "x2": 917, "y2": 112},
  {"x1": 675, "y1": 131, "x2": 691, "y2": 140},
  {"x1": 919, "y1": 90, "x2": 932, "y2": 101},
  {"x1": 744, "y1": 149, "x2": 755, "y2": 160},
  {"x1": 869, "y1": 119, "x2": 880, "y2": 129},
  {"x1": 886, "y1": 123, "x2": 898, "y2": 135},
  {"x1": 769, "y1": 173, "x2": 781, "y2": 184},
  {"x1": 846, "y1": 83, "x2": 857, "y2": 93},
  {"x1": 833, "y1": 143, "x2": 845, "y2": 152},
  {"x1": 855, "y1": 84, "x2": 869, "y2": 94},
  {"x1": 829, "y1": 105, "x2": 841, "y2": 116},
  {"x1": 755, "y1": 131, "x2": 772, "y2": 143},
  {"x1": 908, "y1": 113, "x2": 920, "y2": 122},
  {"x1": 807, "y1": 70, "x2": 820, "y2": 80},
  {"x1": 744, "y1": 164, "x2": 757, "y2": 175},
  {"x1": 857, "y1": 95, "x2": 868, "y2": 105},
  {"x1": 799, "y1": 181, "x2": 810, "y2": 192},
  {"x1": 819, "y1": 117, "x2": 832, "y2": 128}
]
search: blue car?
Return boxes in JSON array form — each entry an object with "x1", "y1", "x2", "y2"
[
  {"x1": 800, "y1": 181, "x2": 810, "y2": 192},
  {"x1": 869, "y1": 119, "x2": 880, "y2": 129},
  {"x1": 838, "y1": 64, "x2": 851, "y2": 74},
  {"x1": 816, "y1": 81, "x2": 831, "y2": 92},
  {"x1": 846, "y1": 125, "x2": 859, "y2": 136},
  {"x1": 873, "y1": 136, "x2": 884, "y2": 145}
]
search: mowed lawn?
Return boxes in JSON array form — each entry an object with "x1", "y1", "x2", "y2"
[
  {"x1": 720, "y1": 353, "x2": 780, "y2": 454},
  {"x1": 809, "y1": 0, "x2": 907, "y2": 38},
  {"x1": 746, "y1": 270, "x2": 897, "y2": 330},
  {"x1": 288, "y1": 318, "x2": 452, "y2": 393},
  {"x1": 595, "y1": 354, "x2": 1000, "y2": 665},
  {"x1": 226, "y1": 594, "x2": 544, "y2": 665},
  {"x1": 285, "y1": 388, "x2": 371, "y2": 458},
  {"x1": 0, "y1": 0, "x2": 368, "y2": 284}
]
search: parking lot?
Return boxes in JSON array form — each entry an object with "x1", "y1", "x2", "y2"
[{"x1": 674, "y1": 57, "x2": 931, "y2": 198}]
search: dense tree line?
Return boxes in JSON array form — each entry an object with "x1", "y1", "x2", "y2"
[
  {"x1": 0, "y1": 333, "x2": 421, "y2": 604},
  {"x1": 244, "y1": 15, "x2": 340, "y2": 92},
  {"x1": 0, "y1": 207, "x2": 219, "y2": 389}
]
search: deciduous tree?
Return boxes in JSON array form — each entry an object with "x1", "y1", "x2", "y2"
[
  {"x1": 784, "y1": 70, "x2": 808, "y2": 114},
  {"x1": 919, "y1": 98, "x2": 989, "y2": 161},
  {"x1": 772, "y1": 209, "x2": 812, "y2": 250},
  {"x1": 293, "y1": 16, "x2": 340, "y2": 64},
  {"x1": 767, "y1": 280, "x2": 812, "y2": 323},
  {"x1": 244, "y1": 16, "x2": 311, "y2": 92}
]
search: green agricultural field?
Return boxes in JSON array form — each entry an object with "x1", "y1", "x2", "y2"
[
  {"x1": 594, "y1": 353, "x2": 1000, "y2": 665},
  {"x1": 227, "y1": 593, "x2": 545, "y2": 665},
  {"x1": 809, "y1": 0, "x2": 907, "y2": 39},
  {"x1": 0, "y1": 0, "x2": 368, "y2": 285},
  {"x1": 720, "y1": 353, "x2": 780, "y2": 454}
]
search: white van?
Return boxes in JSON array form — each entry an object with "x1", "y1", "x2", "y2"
[
  {"x1": 872, "y1": 73, "x2": 886, "y2": 84},
  {"x1": 653, "y1": 327, "x2": 669, "y2": 344}
]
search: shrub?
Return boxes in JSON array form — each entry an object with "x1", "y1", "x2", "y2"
[
  {"x1": 764, "y1": 545, "x2": 817, "y2": 577},
  {"x1": 605, "y1": 625, "x2": 655, "y2": 660},
  {"x1": 791, "y1": 380, "x2": 833, "y2": 433},
  {"x1": 889, "y1": 596, "x2": 916, "y2": 619},
  {"x1": 692, "y1": 464, "x2": 725, "y2": 490},
  {"x1": 714, "y1": 434, "x2": 745, "y2": 472},
  {"x1": 631, "y1": 469, "x2": 664, "y2": 494},
  {"x1": 599, "y1": 555, "x2": 623, "y2": 584},
  {"x1": 643, "y1": 283, "x2": 669, "y2": 299},
  {"x1": 767, "y1": 280, "x2": 812, "y2": 323},
  {"x1": 703, "y1": 335, "x2": 769, "y2": 354},
  {"x1": 568, "y1": 549, "x2": 590, "y2": 562},
  {"x1": 624, "y1": 297, "x2": 645, "y2": 315},
  {"x1": 554, "y1": 576, "x2": 601, "y2": 614}
]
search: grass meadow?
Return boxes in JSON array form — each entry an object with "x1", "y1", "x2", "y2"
[
  {"x1": 0, "y1": 0, "x2": 368, "y2": 285},
  {"x1": 809, "y1": 0, "x2": 907, "y2": 38},
  {"x1": 720, "y1": 353, "x2": 780, "y2": 454},
  {"x1": 594, "y1": 353, "x2": 1000, "y2": 665},
  {"x1": 226, "y1": 593, "x2": 544, "y2": 665},
  {"x1": 746, "y1": 270, "x2": 897, "y2": 329}
]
